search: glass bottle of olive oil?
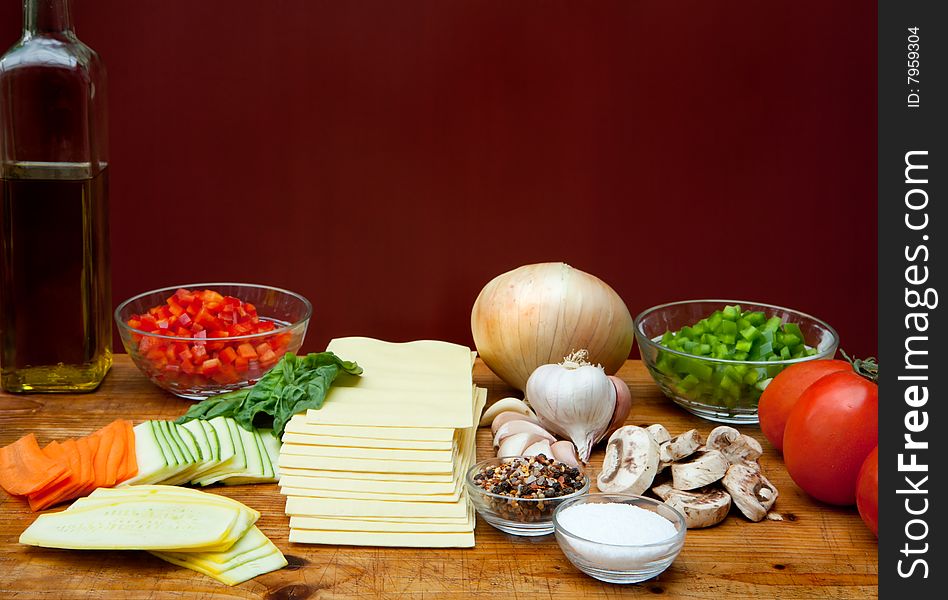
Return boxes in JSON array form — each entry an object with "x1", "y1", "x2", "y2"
[{"x1": 0, "y1": 0, "x2": 111, "y2": 392}]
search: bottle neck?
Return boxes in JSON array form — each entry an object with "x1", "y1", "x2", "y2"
[{"x1": 24, "y1": 0, "x2": 74, "y2": 35}]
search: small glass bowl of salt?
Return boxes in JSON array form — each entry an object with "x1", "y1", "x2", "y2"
[{"x1": 553, "y1": 494, "x2": 687, "y2": 584}]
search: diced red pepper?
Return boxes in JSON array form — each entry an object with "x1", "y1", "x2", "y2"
[
  {"x1": 138, "y1": 314, "x2": 159, "y2": 332},
  {"x1": 127, "y1": 287, "x2": 293, "y2": 391},
  {"x1": 139, "y1": 335, "x2": 158, "y2": 354},
  {"x1": 236, "y1": 343, "x2": 257, "y2": 359},
  {"x1": 200, "y1": 358, "x2": 221, "y2": 375},
  {"x1": 219, "y1": 346, "x2": 237, "y2": 365},
  {"x1": 166, "y1": 297, "x2": 185, "y2": 316},
  {"x1": 259, "y1": 349, "x2": 278, "y2": 366},
  {"x1": 191, "y1": 344, "x2": 208, "y2": 361}
]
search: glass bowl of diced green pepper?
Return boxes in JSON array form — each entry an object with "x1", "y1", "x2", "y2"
[{"x1": 634, "y1": 300, "x2": 839, "y2": 424}]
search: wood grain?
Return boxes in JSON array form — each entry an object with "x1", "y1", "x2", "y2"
[{"x1": 0, "y1": 357, "x2": 878, "y2": 599}]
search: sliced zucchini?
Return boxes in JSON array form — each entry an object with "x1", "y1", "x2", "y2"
[{"x1": 20, "y1": 499, "x2": 242, "y2": 551}]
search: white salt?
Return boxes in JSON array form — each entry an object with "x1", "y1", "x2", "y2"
[
  {"x1": 558, "y1": 503, "x2": 677, "y2": 545},
  {"x1": 556, "y1": 502, "x2": 681, "y2": 572}
]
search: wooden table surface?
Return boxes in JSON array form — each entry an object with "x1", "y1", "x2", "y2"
[{"x1": 0, "y1": 356, "x2": 878, "y2": 599}]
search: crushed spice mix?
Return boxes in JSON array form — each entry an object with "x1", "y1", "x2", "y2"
[{"x1": 471, "y1": 455, "x2": 587, "y2": 522}]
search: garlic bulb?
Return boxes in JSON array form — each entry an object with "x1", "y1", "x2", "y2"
[
  {"x1": 525, "y1": 350, "x2": 617, "y2": 462},
  {"x1": 471, "y1": 262, "x2": 634, "y2": 391}
]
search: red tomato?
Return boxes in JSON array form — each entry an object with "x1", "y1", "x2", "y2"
[
  {"x1": 783, "y1": 371, "x2": 878, "y2": 505},
  {"x1": 758, "y1": 359, "x2": 851, "y2": 451},
  {"x1": 856, "y1": 446, "x2": 878, "y2": 536}
]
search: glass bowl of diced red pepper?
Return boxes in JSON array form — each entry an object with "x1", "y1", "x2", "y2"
[{"x1": 115, "y1": 283, "x2": 311, "y2": 399}]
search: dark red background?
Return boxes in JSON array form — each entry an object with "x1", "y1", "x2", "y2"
[{"x1": 1, "y1": 1, "x2": 878, "y2": 357}]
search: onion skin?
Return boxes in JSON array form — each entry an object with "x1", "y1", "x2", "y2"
[
  {"x1": 599, "y1": 376, "x2": 633, "y2": 442},
  {"x1": 471, "y1": 263, "x2": 634, "y2": 391}
]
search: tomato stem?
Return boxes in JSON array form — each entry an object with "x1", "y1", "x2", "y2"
[{"x1": 840, "y1": 349, "x2": 878, "y2": 383}]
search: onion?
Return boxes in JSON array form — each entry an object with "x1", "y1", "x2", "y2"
[{"x1": 471, "y1": 262, "x2": 634, "y2": 390}]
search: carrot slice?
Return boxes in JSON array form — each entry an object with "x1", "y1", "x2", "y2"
[
  {"x1": 118, "y1": 420, "x2": 138, "y2": 483},
  {"x1": 75, "y1": 437, "x2": 95, "y2": 496},
  {"x1": 78, "y1": 435, "x2": 101, "y2": 496},
  {"x1": 103, "y1": 422, "x2": 126, "y2": 487},
  {"x1": 91, "y1": 425, "x2": 116, "y2": 490},
  {"x1": 0, "y1": 433, "x2": 68, "y2": 496},
  {"x1": 28, "y1": 440, "x2": 84, "y2": 511}
]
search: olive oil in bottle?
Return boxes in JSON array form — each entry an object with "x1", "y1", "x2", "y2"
[
  {"x1": 0, "y1": 162, "x2": 111, "y2": 391},
  {"x1": 0, "y1": 0, "x2": 112, "y2": 392}
]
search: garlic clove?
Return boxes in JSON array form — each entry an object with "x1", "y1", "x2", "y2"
[
  {"x1": 523, "y1": 439, "x2": 553, "y2": 459},
  {"x1": 479, "y1": 397, "x2": 535, "y2": 427},
  {"x1": 496, "y1": 432, "x2": 544, "y2": 458},
  {"x1": 597, "y1": 376, "x2": 633, "y2": 443},
  {"x1": 550, "y1": 440, "x2": 581, "y2": 467},
  {"x1": 490, "y1": 411, "x2": 541, "y2": 436},
  {"x1": 492, "y1": 421, "x2": 556, "y2": 449}
]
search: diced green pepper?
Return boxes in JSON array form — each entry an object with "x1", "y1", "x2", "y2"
[{"x1": 653, "y1": 305, "x2": 819, "y2": 416}]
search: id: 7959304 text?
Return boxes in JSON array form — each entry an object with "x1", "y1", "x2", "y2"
[{"x1": 907, "y1": 27, "x2": 920, "y2": 108}]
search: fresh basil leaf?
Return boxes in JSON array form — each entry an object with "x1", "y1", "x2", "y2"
[{"x1": 176, "y1": 351, "x2": 362, "y2": 436}]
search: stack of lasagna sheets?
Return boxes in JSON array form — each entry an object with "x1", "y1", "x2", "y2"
[{"x1": 278, "y1": 337, "x2": 486, "y2": 547}]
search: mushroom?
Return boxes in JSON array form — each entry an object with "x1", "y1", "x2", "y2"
[
  {"x1": 722, "y1": 463, "x2": 779, "y2": 522},
  {"x1": 596, "y1": 426, "x2": 660, "y2": 495},
  {"x1": 705, "y1": 426, "x2": 763, "y2": 464},
  {"x1": 670, "y1": 450, "x2": 729, "y2": 490},
  {"x1": 659, "y1": 428, "x2": 703, "y2": 466},
  {"x1": 645, "y1": 424, "x2": 672, "y2": 445},
  {"x1": 652, "y1": 483, "x2": 732, "y2": 529}
]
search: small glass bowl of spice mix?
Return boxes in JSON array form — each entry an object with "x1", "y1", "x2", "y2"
[{"x1": 466, "y1": 455, "x2": 590, "y2": 536}]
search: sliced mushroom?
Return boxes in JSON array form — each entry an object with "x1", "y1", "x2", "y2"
[
  {"x1": 479, "y1": 397, "x2": 535, "y2": 427},
  {"x1": 492, "y1": 421, "x2": 556, "y2": 449},
  {"x1": 671, "y1": 449, "x2": 729, "y2": 490},
  {"x1": 550, "y1": 440, "x2": 581, "y2": 467},
  {"x1": 596, "y1": 426, "x2": 660, "y2": 494},
  {"x1": 490, "y1": 411, "x2": 540, "y2": 435},
  {"x1": 523, "y1": 439, "x2": 553, "y2": 459},
  {"x1": 651, "y1": 481, "x2": 677, "y2": 499},
  {"x1": 722, "y1": 463, "x2": 779, "y2": 522},
  {"x1": 645, "y1": 424, "x2": 672, "y2": 445},
  {"x1": 659, "y1": 429, "x2": 703, "y2": 464},
  {"x1": 656, "y1": 486, "x2": 732, "y2": 529},
  {"x1": 705, "y1": 426, "x2": 764, "y2": 464}
]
